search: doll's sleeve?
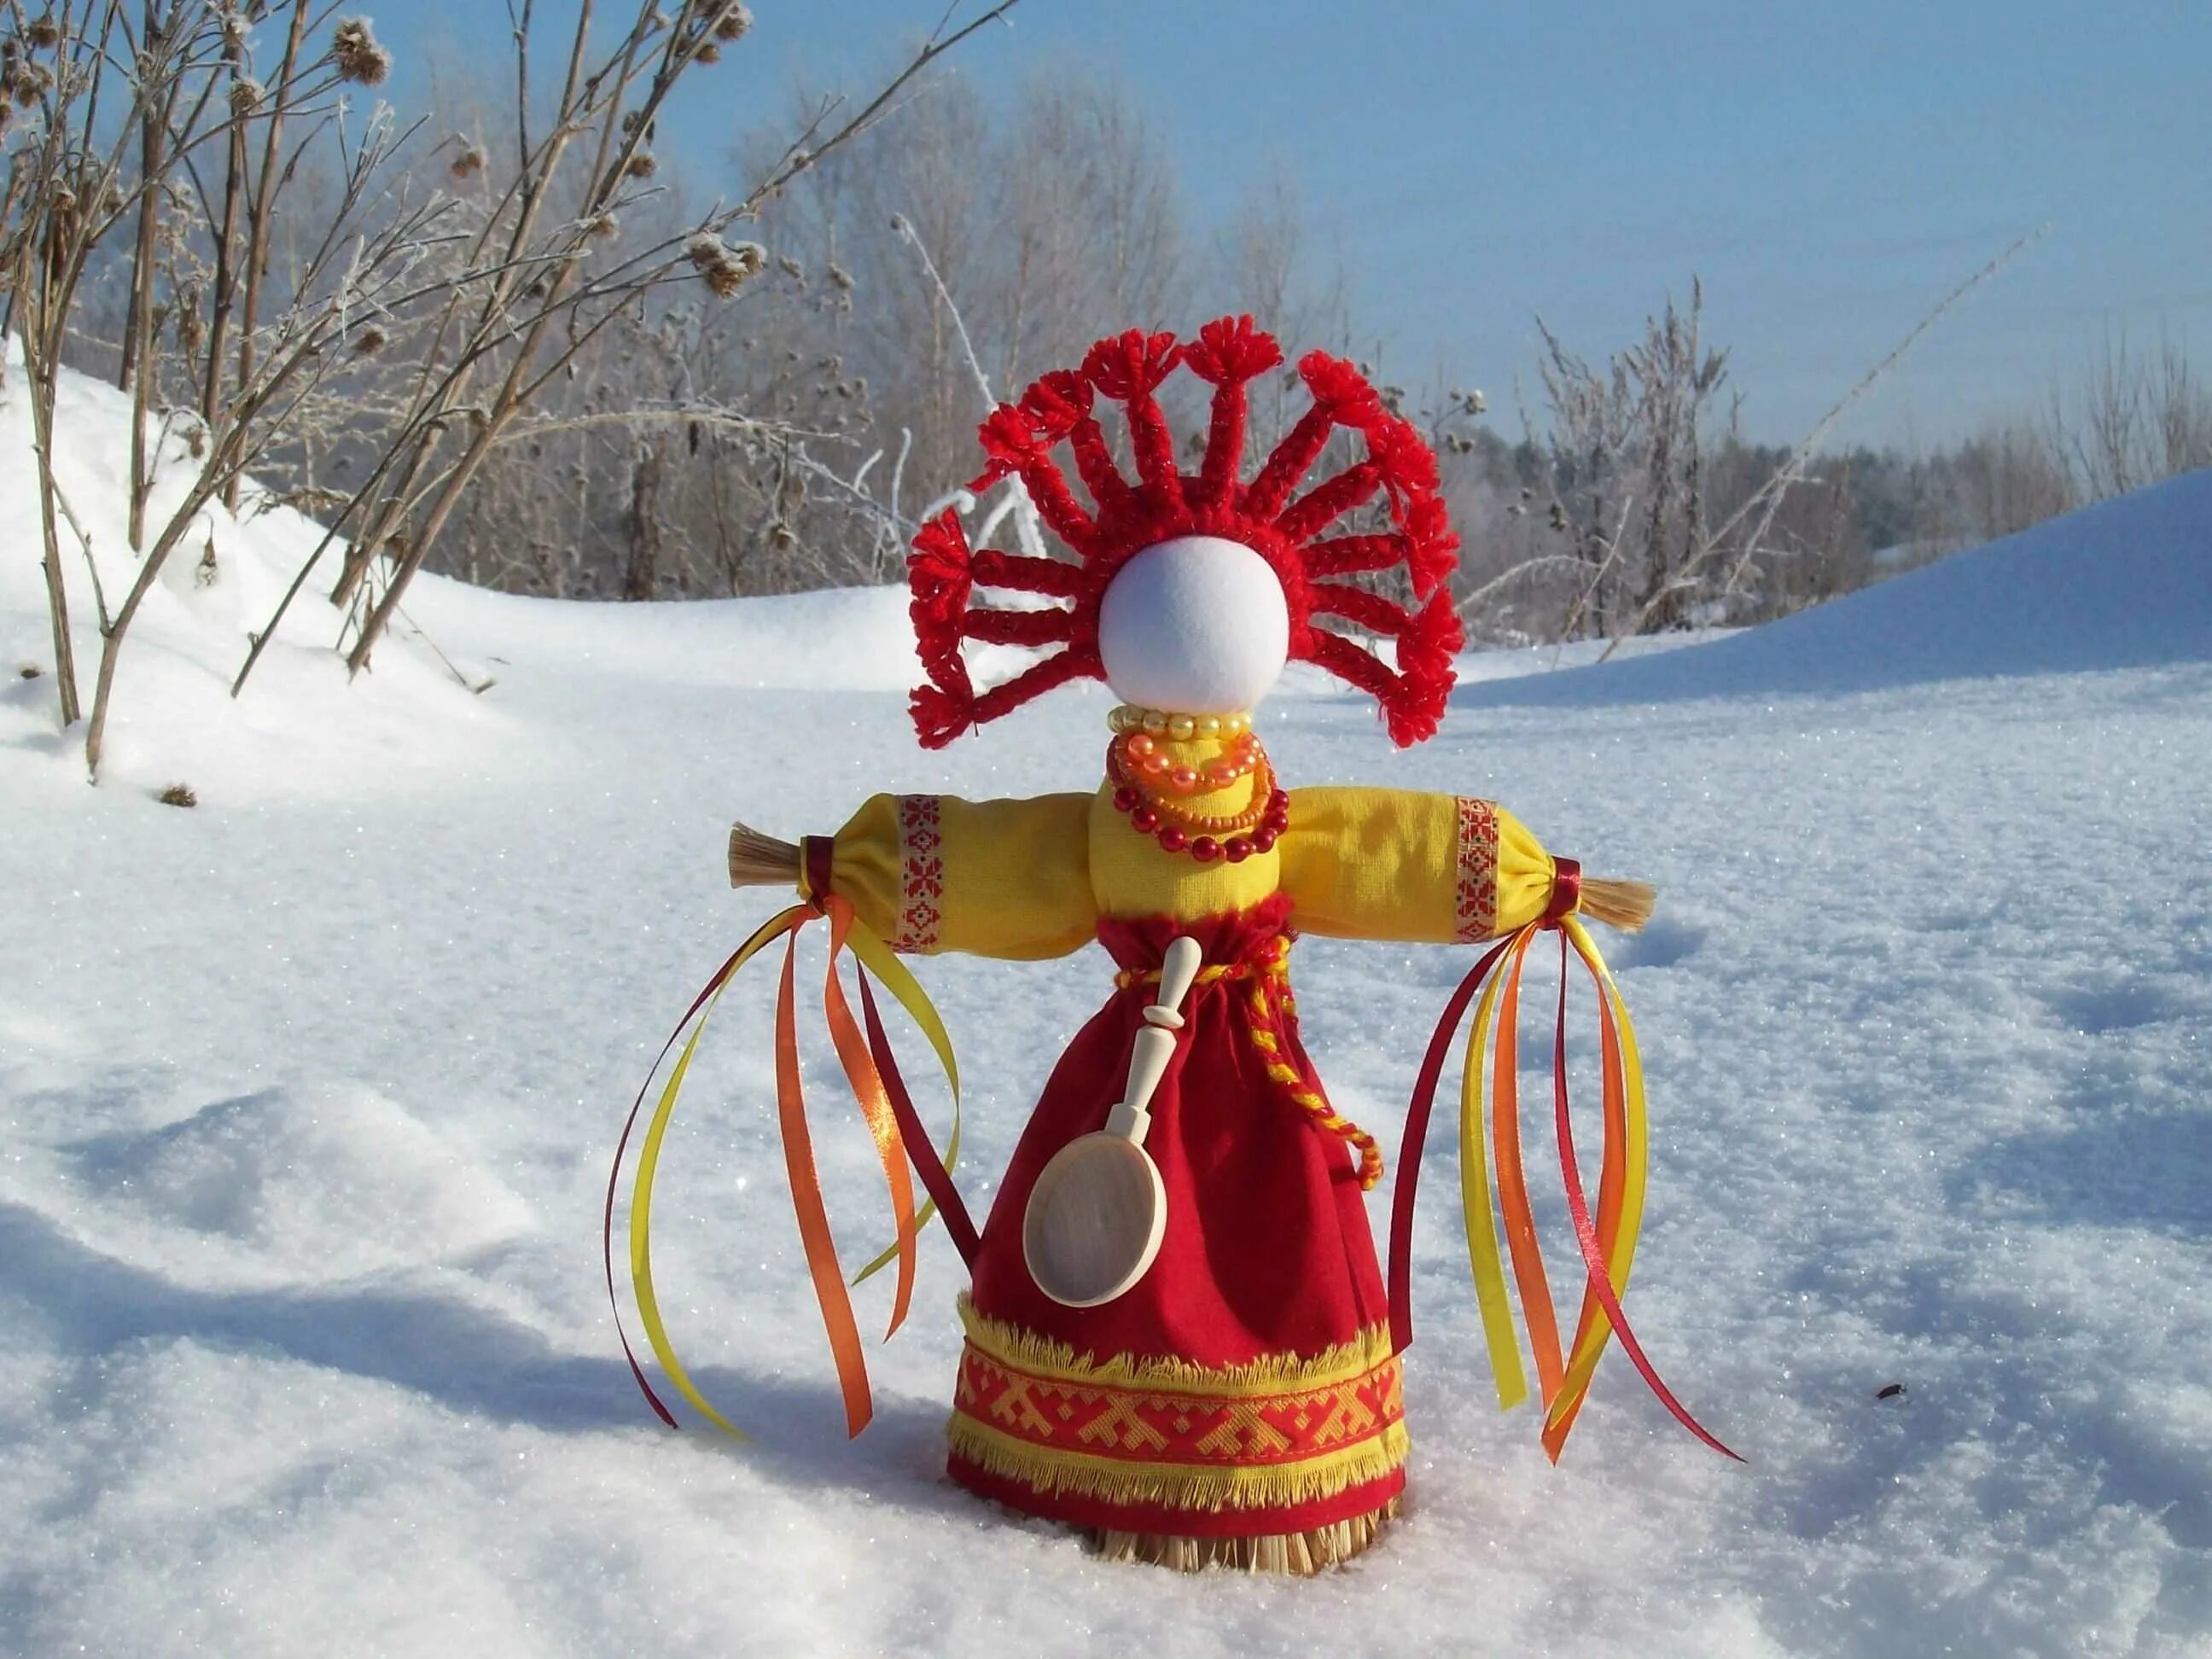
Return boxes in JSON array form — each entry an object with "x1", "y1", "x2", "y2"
[
  {"x1": 1278, "y1": 786, "x2": 1561, "y2": 944},
  {"x1": 810, "y1": 792, "x2": 1098, "y2": 960}
]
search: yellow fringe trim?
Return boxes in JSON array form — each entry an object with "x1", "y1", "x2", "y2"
[
  {"x1": 957, "y1": 1296, "x2": 1395, "y2": 1398},
  {"x1": 952, "y1": 1299, "x2": 1409, "y2": 1514},
  {"x1": 947, "y1": 1416, "x2": 1412, "y2": 1514}
]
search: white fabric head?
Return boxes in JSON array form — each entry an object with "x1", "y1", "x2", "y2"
[{"x1": 1097, "y1": 536, "x2": 1289, "y2": 713}]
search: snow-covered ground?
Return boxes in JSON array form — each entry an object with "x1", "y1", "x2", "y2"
[{"x1": 4, "y1": 356, "x2": 2210, "y2": 1656}]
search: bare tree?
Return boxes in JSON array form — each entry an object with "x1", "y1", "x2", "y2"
[
  {"x1": 3, "y1": 3, "x2": 474, "y2": 772},
  {"x1": 306, "y1": 2, "x2": 1021, "y2": 681}
]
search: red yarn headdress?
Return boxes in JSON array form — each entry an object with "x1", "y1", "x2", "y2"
[{"x1": 907, "y1": 317, "x2": 1464, "y2": 748}]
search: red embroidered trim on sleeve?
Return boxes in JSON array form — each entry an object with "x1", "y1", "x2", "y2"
[
  {"x1": 892, "y1": 795, "x2": 946, "y2": 952},
  {"x1": 1452, "y1": 796, "x2": 1499, "y2": 943}
]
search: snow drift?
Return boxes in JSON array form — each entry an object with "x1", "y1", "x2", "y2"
[{"x1": 1456, "y1": 468, "x2": 2212, "y2": 708}]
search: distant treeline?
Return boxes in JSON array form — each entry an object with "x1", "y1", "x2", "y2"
[{"x1": 20, "y1": 11, "x2": 2208, "y2": 660}]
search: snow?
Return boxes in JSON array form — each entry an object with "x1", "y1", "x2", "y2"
[
  {"x1": 4, "y1": 356, "x2": 2210, "y2": 1656},
  {"x1": 1452, "y1": 471, "x2": 2212, "y2": 707}
]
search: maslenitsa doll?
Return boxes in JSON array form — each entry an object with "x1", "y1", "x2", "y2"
[{"x1": 610, "y1": 317, "x2": 1734, "y2": 1577}]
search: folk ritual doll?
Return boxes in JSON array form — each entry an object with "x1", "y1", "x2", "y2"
[{"x1": 610, "y1": 317, "x2": 1735, "y2": 1577}]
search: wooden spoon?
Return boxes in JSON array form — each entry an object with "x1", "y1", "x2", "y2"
[{"x1": 1023, "y1": 935, "x2": 1204, "y2": 1308}]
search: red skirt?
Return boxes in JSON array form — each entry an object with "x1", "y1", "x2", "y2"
[{"x1": 946, "y1": 896, "x2": 1406, "y2": 1538}]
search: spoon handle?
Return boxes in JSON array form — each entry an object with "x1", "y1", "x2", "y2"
[{"x1": 1105, "y1": 935, "x2": 1204, "y2": 1144}]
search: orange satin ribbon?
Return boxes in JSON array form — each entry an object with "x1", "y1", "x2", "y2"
[
  {"x1": 1394, "y1": 911, "x2": 1738, "y2": 1464},
  {"x1": 1491, "y1": 929, "x2": 1566, "y2": 1409},
  {"x1": 822, "y1": 897, "x2": 918, "y2": 1342},
  {"x1": 614, "y1": 893, "x2": 958, "y2": 1444},
  {"x1": 772, "y1": 914, "x2": 876, "y2": 1437},
  {"x1": 1541, "y1": 928, "x2": 1629, "y2": 1458}
]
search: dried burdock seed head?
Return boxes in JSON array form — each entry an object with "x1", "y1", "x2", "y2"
[
  {"x1": 713, "y1": 3, "x2": 753, "y2": 41},
  {"x1": 352, "y1": 323, "x2": 387, "y2": 356},
  {"x1": 450, "y1": 142, "x2": 486, "y2": 178},
  {"x1": 694, "y1": 40, "x2": 720, "y2": 64},
  {"x1": 157, "y1": 783, "x2": 199, "y2": 808},
  {"x1": 585, "y1": 210, "x2": 618, "y2": 241},
  {"x1": 332, "y1": 17, "x2": 391, "y2": 87},
  {"x1": 12, "y1": 62, "x2": 54, "y2": 100},
  {"x1": 624, "y1": 149, "x2": 657, "y2": 178},
  {"x1": 229, "y1": 77, "x2": 265, "y2": 114},
  {"x1": 621, "y1": 108, "x2": 645, "y2": 136},
  {"x1": 687, "y1": 232, "x2": 764, "y2": 299},
  {"x1": 27, "y1": 15, "x2": 62, "y2": 50},
  {"x1": 777, "y1": 253, "x2": 803, "y2": 282}
]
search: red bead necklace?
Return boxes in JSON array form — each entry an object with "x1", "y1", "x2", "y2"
[{"x1": 1106, "y1": 731, "x2": 1289, "y2": 864}]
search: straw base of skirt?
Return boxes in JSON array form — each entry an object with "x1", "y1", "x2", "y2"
[
  {"x1": 1086, "y1": 1496, "x2": 1400, "y2": 1576},
  {"x1": 949, "y1": 1457, "x2": 1405, "y2": 1573}
]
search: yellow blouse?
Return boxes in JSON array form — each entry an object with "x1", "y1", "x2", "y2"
[{"x1": 816, "y1": 734, "x2": 1557, "y2": 956}]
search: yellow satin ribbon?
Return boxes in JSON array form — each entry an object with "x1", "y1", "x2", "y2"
[
  {"x1": 625, "y1": 903, "x2": 960, "y2": 1441},
  {"x1": 629, "y1": 905, "x2": 803, "y2": 1441},
  {"x1": 844, "y1": 923, "x2": 963, "y2": 1287},
  {"x1": 1459, "y1": 927, "x2": 1533, "y2": 1412},
  {"x1": 1458, "y1": 915, "x2": 1652, "y2": 1460},
  {"x1": 1543, "y1": 915, "x2": 1649, "y2": 1457}
]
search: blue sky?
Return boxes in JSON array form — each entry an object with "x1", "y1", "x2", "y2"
[{"x1": 361, "y1": 0, "x2": 2209, "y2": 445}]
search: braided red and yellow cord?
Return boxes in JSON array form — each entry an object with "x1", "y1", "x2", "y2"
[
  {"x1": 1113, "y1": 950, "x2": 1383, "y2": 1188},
  {"x1": 1243, "y1": 960, "x2": 1384, "y2": 1190}
]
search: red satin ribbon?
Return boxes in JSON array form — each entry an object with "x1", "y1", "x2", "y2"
[
  {"x1": 1389, "y1": 934, "x2": 1516, "y2": 1354},
  {"x1": 1542, "y1": 926, "x2": 1629, "y2": 1458},
  {"x1": 602, "y1": 914, "x2": 798, "y2": 1430},
  {"x1": 1545, "y1": 855, "x2": 1582, "y2": 922},
  {"x1": 1493, "y1": 939, "x2": 1567, "y2": 1407},
  {"x1": 822, "y1": 899, "x2": 918, "y2": 1341},
  {"x1": 1545, "y1": 928, "x2": 1741, "y2": 1460},
  {"x1": 1394, "y1": 912, "x2": 1739, "y2": 1463},
  {"x1": 859, "y1": 971, "x2": 981, "y2": 1267},
  {"x1": 801, "y1": 835, "x2": 836, "y2": 910},
  {"x1": 604, "y1": 899, "x2": 891, "y2": 1441}
]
